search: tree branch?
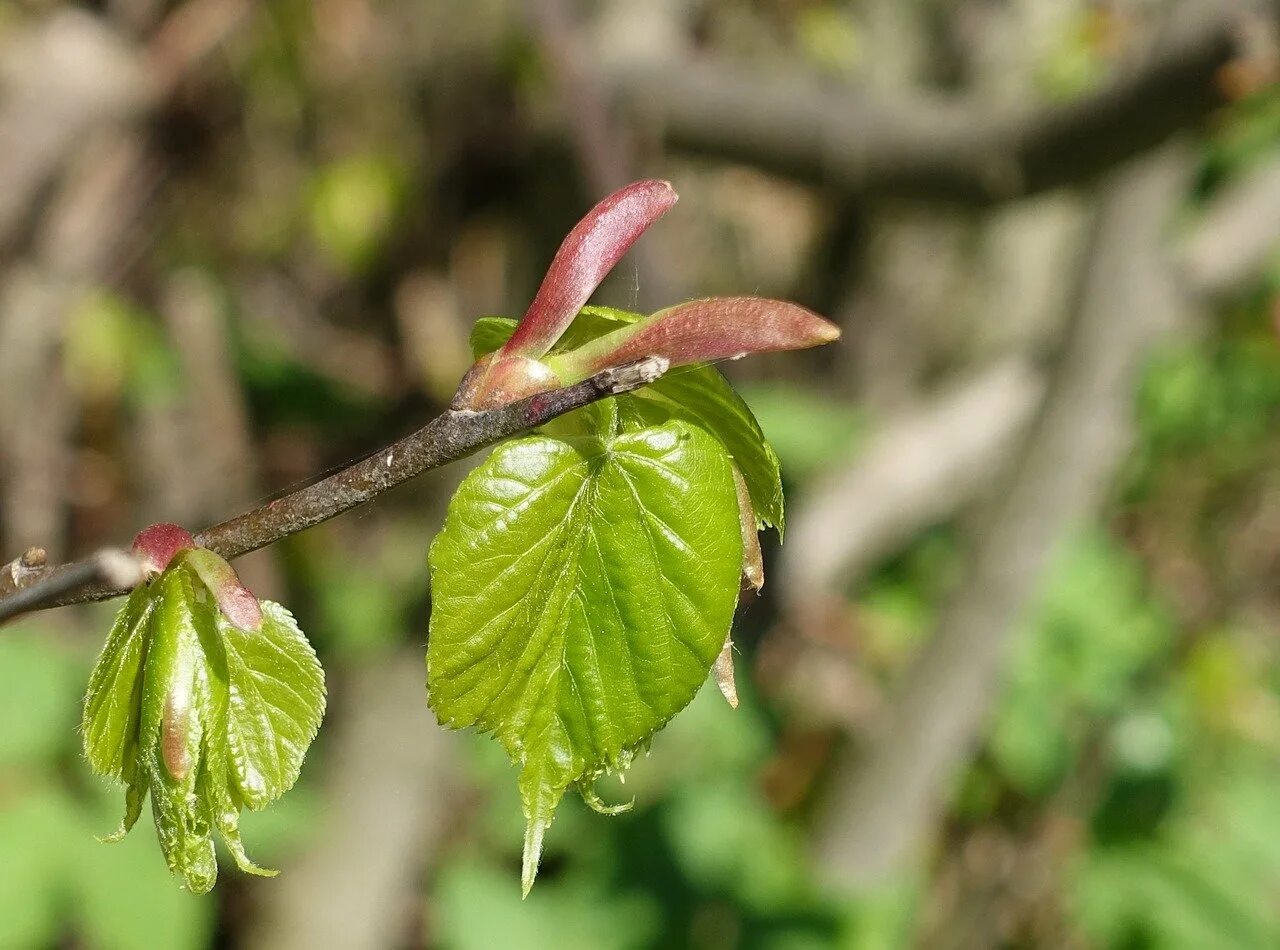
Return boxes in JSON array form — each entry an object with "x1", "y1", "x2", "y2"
[
  {"x1": 609, "y1": 2, "x2": 1262, "y2": 205},
  {"x1": 0, "y1": 549, "x2": 145, "y2": 623},
  {"x1": 0, "y1": 357, "x2": 668, "y2": 622},
  {"x1": 811, "y1": 145, "x2": 1195, "y2": 888}
]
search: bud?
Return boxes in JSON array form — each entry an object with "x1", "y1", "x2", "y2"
[
  {"x1": 452, "y1": 180, "x2": 675, "y2": 410},
  {"x1": 132, "y1": 523, "x2": 197, "y2": 576},
  {"x1": 549, "y1": 297, "x2": 841, "y2": 384},
  {"x1": 451, "y1": 352, "x2": 562, "y2": 412},
  {"x1": 450, "y1": 181, "x2": 840, "y2": 411},
  {"x1": 83, "y1": 533, "x2": 325, "y2": 893}
]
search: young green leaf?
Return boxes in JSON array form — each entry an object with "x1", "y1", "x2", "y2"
[
  {"x1": 427, "y1": 421, "x2": 743, "y2": 894},
  {"x1": 82, "y1": 549, "x2": 324, "y2": 893},
  {"x1": 219, "y1": 601, "x2": 326, "y2": 809},
  {"x1": 139, "y1": 567, "x2": 221, "y2": 893},
  {"x1": 83, "y1": 585, "x2": 155, "y2": 787}
]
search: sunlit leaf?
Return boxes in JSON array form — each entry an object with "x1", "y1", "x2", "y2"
[
  {"x1": 428, "y1": 421, "x2": 742, "y2": 893},
  {"x1": 83, "y1": 586, "x2": 154, "y2": 783},
  {"x1": 84, "y1": 556, "x2": 324, "y2": 893},
  {"x1": 221, "y1": 601, "x2": 326, "y2": 809}
]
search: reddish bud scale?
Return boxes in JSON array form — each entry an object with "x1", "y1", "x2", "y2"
[
  {"x1": 183, "y1": 547, "x2": 263, "y2": 632},
  {"x1": 550, "y1": 297, "x2": 841, "y2": 382},
  {"x1": 132, "y1": 523, "x2": 197, "y2": 576},
  {"x1": 131, "y1": 523, "x2": 263, "y2": 632},
  {"x1": 501, "y1": 179, "x2": 677, "y2": 361}
]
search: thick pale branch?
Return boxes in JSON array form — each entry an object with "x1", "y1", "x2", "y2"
[
  {"x1": 0, "y1": 357, "x2": 667, "y2": 622},
  {"x1": 610, "y1": 3, "x2": 1259, "y2": 204}
]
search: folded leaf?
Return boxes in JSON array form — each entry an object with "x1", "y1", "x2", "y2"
[
  {"x1": 140, "y1": 567, "x2": 220, "y2": 894},
  {"x1": 83, "y1": 585, "x2": 155, "y2": 784},
  {"x1": 83, "y1": 556, "x2": 325, "y2": 893}
]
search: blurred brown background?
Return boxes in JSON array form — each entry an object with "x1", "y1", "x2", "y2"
[{"x1": 2, "y1": 0, "x2": 1280, "y2": 947}]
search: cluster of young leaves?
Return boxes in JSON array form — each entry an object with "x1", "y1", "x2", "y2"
[
  {"x1": 425, "y1": 178, "x2": 837, "y2": 894},
  {"x1": 77, "y1": 178, "x2": 836, "y2": 895},
  {"x1": 83, "y1": 528, "x2": 325, "y2": 893},
  {"x1": 428, "y1": 306, "x2": 783, "y2": 894}
]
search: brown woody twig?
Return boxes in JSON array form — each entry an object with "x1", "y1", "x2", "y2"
[{"x1": 0, "y1": 357, "x2": 668, "y2": 624}]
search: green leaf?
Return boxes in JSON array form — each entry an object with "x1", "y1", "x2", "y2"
[
  {"x1": 84, "y1": 559, "x2": 325, "y2": 893},
  {"x1": 220, "y1": 601, "x2": 326, "y2": 809},
  {"x1": 470, "y1": 309, "x2": 784, "y2": 533},
  {"x1": 83, "y1": 585, "x2": 154, "y2": 783},
  {"x1": 139, "y1": 567, "x2": 220, "y2": 894},
  {"x1": 428, "y1": 421, "x2": 743, "y2": 893},
  {"x1": 633, "y1": 363, "x2": 784, "y2": 534}
]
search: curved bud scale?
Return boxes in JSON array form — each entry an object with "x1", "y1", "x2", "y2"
[
  {"x1": 132, "y1": 523, "x2": 197, "y2": 576},
  {"x1": 182, "y1": 547, "x2": 263, "y2": 632},
  {"x1": 451, "y1": 352, "x2": 563, "y2": 412},
  {"x1": 733, "y1": 465, "x2": 764, "y2": 593},
  {"x1": 549, "y1": 297, "x2": 841, "y2": 383},
  {"x1": 501, "y1": 179, "x2": 677, "y2": 361}
]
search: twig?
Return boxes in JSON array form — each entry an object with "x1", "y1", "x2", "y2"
[
  {"x1": 0, "y1": 357, "x2": 669, "y2": 622},
  {"x1": 0, "y1": 549, "x2": 144, "y2": 624}
]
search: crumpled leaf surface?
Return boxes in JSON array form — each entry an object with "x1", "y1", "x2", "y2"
[{"x1": 82, "y1": 554, "x2": 324, "y2": 893}]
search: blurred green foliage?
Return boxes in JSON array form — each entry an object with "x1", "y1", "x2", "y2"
[{"x1": 0, "y1": 627, "x2": 211, "y2": 950}]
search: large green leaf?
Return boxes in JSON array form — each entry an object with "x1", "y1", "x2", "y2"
[
  {"x1": 428, "y1": 421, "x2": 743, "y2": 893},
  {"x1": 470, "y1": 309, "x2": 784, "y2": 533}
]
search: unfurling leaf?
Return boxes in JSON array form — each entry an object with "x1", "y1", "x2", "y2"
[
  {"x1": 427, "y1": 421, "x2": 743, "y2": 894},
  {"x1": 471, "y1": 309, "x2": 786, "y2": 533},
  {"x1": 547, "y1": 297, "x2": 840, "y2": 384},
  {"x1": 435, "y1": 180, "x2": 835, "y2": 895},
  {"x1": 82, "y1": 544, "x2": 324, "y2": 893},
  {"x1": 453, "y1": 179, "x2": 677, "y2": 410}
]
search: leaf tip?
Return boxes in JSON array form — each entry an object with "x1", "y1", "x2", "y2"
[
  {"x1": 578, "y1": 778, "x2": 635, "y2": 816},
  {"x1": 713, "y1": 639, "x2": 739, "y2": 709},
  {"x1": 521, "y1": 819, "x2": 547, "y2": 898}
]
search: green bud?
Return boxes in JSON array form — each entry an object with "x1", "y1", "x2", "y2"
[{"x1": 83, "y1": 553, "x2": 325, "y2": 893}]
